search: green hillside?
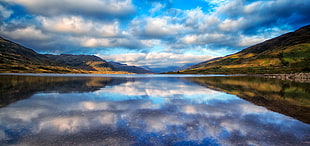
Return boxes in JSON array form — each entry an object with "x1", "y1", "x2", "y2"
[
  {"x1": 0, "y1": 37, "x2": 151, "y2": 74},
  {"x1": 0, "y1": 37, "x2": 85, "y2": 73},
  {"x1": 44, "y1": 54, "x2": 115, "y2": 73},
  {"x1": 180, "y1": 25, "x2": 310, "y2": 74}
]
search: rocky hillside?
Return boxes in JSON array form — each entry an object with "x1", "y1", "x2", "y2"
[
  {"x1": 45, "y1": 54, "x2": 115, "y2": 72},
  {"x1": 0, "y1": 37, "x2": 151, "y2": 74},
  {"x1": 181, "y1": 25, "x2": 310, "y2": 74},
  {"x1": 0, "y1": 37, "x2": 82, "y2": 73}
]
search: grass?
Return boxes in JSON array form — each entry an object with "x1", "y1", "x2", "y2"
[{"x1": 180, "y1": 43, "x2": 310, "y2": 74}]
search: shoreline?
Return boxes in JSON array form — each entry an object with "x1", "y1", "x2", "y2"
[{"x1": 262, "y1": 73, "x2": 310, "y2": 83}]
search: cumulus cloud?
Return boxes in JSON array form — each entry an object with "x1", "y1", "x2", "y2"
[
  {"x1": 130, "y1": 16, "x2": 187, "y2": 39},
  {"x1": 207, "y1": 0, "x2": 230, "y2": 6},
  {"x1": 39, "y1": 16, "x2": 120, "y2": 37},
  {"x1": 217, "y1": 0, "x2": 310, "y2": 34},
  {"x1": 183, "y1": 7, "x2": 220, "y2": 32},
  {"x1": 144, "y1": 17, "x2": 183, "y2": 37},
  {"x1": 0, "y1": 4, "x2": 12, "y2": 19},
  {"x1": 149, "y1": 2, "x2": 165, "y2": 15},
  {"x1": 181, "y1": 33, "x2": 226, "y2": 45},
  {"x1": 1, "y1": 26, "x2": 50, "y2": 41},
  {"x1": 3, "y1": 0, "x2": 135, "y2": 17},
  {"x1": 82, "y1": 38, "x2": 112, "y2": 47},
  {"x1": 218, "y1": 18, "x2": 246, "y2": 32},
  {"x1": 100, "y1": 52, "x2": 215, "y2": 68},
  {"x1": 80, "y1": 37, "x2": 144, "y2": 49},
  {"x1": 237, "y1": 35, "x2": 267, "y2": 47}
]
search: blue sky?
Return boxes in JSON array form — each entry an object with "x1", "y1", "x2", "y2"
[{"x1": 0, "y1": 0, "x2": 310, "y2": 69}]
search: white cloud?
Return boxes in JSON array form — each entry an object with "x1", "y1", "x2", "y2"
[
  {"x1": 4, "y1": 0, "x2": 135, "y2": 16},
  {"x1": 100, "y1": 52, "x2": 215, "y2": 68},
  {"x1": 82, "y1": 38, "x2": 112, "y2": 47},
  {"x1": 181, "y1": 33, "x2": 225, "y2": 45},
  {"x1": 101, "y1": 53, "x2": 145, "y2": 63},
  {"x1": 182, "y1": 8, "x2": 222, "y2": 35},
  {"x1": 181, "y1": 35, "x2": 198, "y2": 44},
  {"x1": 184, "y1": 7, "x2": 205, "y2": 27},
  {"x1": 98, "y1": 21, "x2": 120, "y2": 37},
  {"x1": 80, "y1": 36, "x2": 143, "y2": 48},
  {"x1": 243, "y1": 1, "x2": 262, "y2": 14},
  {"x1": 207, "y1": 0, "x2": 230, "y2": 6},
  {"x1": 1, "y1": 26, "x2": 49, "y2": 40},
  {"x1": 216, "y1": 0, "x2": 241, "y2": 16},
  {"x1": 140, "y1": 39, "x2": 161, "y2": 47},
  {"x1": 149, "y1": 2, "x2": 165, "y2": 15},
  {"x1": 219, "y1": 18, "x2": 246, "y2": 32},
  {"x1": 40, "y1": 16, "x2": 93, "y2": 34},
  {"x1": 238, "y1": 35, "x2": 267, "y2": 47},
  {"x1": 144, "y1": 17, "x2": 185, "y2": 38},
  {"x1": 130, "y1": 16, "x2": 187, "y2": 39},
  {"x1": 39, "y1": 16, "x2": 120, "y2": 37},
  {"x1": 0, "y1": 5, "x2": 12, "y2": 18}
]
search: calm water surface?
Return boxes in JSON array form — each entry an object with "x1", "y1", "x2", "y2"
[{"x1": 0, "y1": 74, "x2": 309, "y2": 145}]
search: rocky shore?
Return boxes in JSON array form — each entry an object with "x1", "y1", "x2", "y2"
[{"x1": 263, "y1": 73, "x2": 310, "y2": 82}]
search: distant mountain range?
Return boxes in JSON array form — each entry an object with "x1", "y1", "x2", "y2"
[
  {"x1": 108, "y1": 61, "x2": 153, "y2": 74},
  {"x1": 173, "y1": 63, "x2": 197, "y2": 72},
  {"x1": 0, "y1": 37, "x2": 153, "y2": 74},
  {"x1": 150, "y1": 66, "x2": 187, "y2": 73},
  {"x1": 178, "y1": 24, "x2": 310, "y2": 74}
]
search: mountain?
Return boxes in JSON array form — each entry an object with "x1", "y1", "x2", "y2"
[
  {"x1": 45, "y1": 54, "x2": 115, "y2": 72},
  {"x1": 150, "y1": 66, "x2": 181, "y2": 73},
  {"x1": 187, "y1": 57, "x2": 222, "y2": 70},
  {"x1": 0, "y1": 37, "x2": 149, "y2": 74},
  {"x1": 180, "y1": 25, "x2": 310, "y2": 74},
  {"x1": 0, "y1": 37, "x2": 84, "y2": 73},
  {"x1": 108, "y1": 62, "x2": 153, "y2": 74},
  {"x1": 173, "y1": 63, "x2": 197, "y2": 72}
]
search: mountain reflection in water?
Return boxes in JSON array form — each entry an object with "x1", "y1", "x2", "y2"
[{"x1": 0, "y1": 74, "x2": 309, "y2": 145}]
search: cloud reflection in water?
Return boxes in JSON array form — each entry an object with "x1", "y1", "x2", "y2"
[{"x1": 0, "y1": 77, "x2": 309, "y2": 145}]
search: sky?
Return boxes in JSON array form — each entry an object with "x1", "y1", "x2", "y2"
[{"x1": 0, "y1": 0, "x2": 310, "y2": 71}]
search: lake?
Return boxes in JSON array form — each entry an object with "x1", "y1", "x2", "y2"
[{"x1": 0, "y1": 74, "x2": 310, "y2": 145}]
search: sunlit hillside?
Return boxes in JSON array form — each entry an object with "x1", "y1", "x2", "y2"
[
  {"x1": 0, "y1": 37, "x2": 150, "y2": 74},
  {"x1": 181, "y1": 25, "x2": 310, "y2": 74}
]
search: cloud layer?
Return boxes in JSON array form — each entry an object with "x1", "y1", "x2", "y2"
[
  {"x1": 0, "y1": 0, "x2": 309, "y2": 69},
  {"x1": 99, "y1": 52, "x2": 214, "y2": 68}
]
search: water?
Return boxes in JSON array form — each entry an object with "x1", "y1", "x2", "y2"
[{"x1": 0, "y1": 74, "x2": 309, "y2": 145}]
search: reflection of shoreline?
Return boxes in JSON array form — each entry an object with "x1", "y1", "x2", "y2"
[
  {"x1": 0, "y1": 75, "x2": 130, "y2": 107},
  {"x1": 188, "y1": 76, "x2": 310, "y2": 124}
]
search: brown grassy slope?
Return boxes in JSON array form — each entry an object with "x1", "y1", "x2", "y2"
[
  {"x1": 0, "y1": 37, "x2": 88, "y2": 73},
  {"x1": 0, "y1": 37, "x2": 133, "y2": 74},
  {"x1": 182, "y1": 25, "x2": 310, "y2": 74}
]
